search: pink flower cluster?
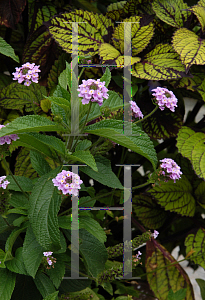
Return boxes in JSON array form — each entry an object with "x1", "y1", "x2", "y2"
[
  {"x1": 52, "y1": 170, "x2": 83, "y2": 196},
  {"x1": 129, "y1": 101, "x2": 143, "y2": 119},
  {"x1": 12, "y1": 62, "x2": 41, "y2": 86},
  {"x1": 151, "y1": 87, "x2": 178, "y2": 112},
  {"x1": 0, "y1": 176, "x2": 10, "y2": 189},
  {"x1": 152, "y1": 230, "x2": 159, "y2": 239},
  {"x1": 77, "y1": 79, "x2": 109, "y2": 106},
  {"x1": 43, "y1": 252, "x2": 56, "y2": 269},
  {"x1": 160, "y1": 158, "x2": 182, "y2": 183},
  {"x1": 0, "y1": 125, "x2": 19, "y2": 145}
]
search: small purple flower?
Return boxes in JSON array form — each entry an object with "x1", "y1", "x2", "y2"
[
  {"x1": 160, "y1": 158, "x2": 182, "y2": 183},
  {"x1": 52, "y1": 170, "x2": 83, "y2": 196},
  {"x1": 151, "y1": 87, "x2": 178, "y2": 112},
  {"x1": 0, "y1": 124, "x2": 19, "y2": 145},
  {"x1": 0, "y1": 176, "x2": 10, "y2": 189},
  {"x1": 43, "y1": 251, "x2": 56, "y2": 269},
  {"x1": 136, "y1": 251, "x2": 142, "y2": 259},
  {"x1": 129, "y1": 101, "x2": 143, "y2": 119},
  {"x1": 12, "y1": 62, "x2": 41, "y2": 86},
  {"x1": 43, "y1": 251, "x2": 53, "y2": 257},
  {"x1": 152, "y1": 230, "x2": 159, "y2": 239},
  {"x1": 77, "y1": 79, "x2": 109, "y2": 106}
]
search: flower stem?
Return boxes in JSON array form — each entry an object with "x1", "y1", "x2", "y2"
[
  {"x1": 132, "y1": 181, "x2": 152, "y2": 190},
  {"x1": 134, "y1": 105, "x2": 158, "y2": 124},
  {"x1": 2, "y1": 158, "x2": 29, "y2": 199},
  {"x1": 79, "y1": 67, "x2": 85, "y2": 80}
]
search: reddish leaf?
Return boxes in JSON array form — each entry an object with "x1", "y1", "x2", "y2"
[{"x1": 0, "y1": 0, "x2": 26, "y2": 29}]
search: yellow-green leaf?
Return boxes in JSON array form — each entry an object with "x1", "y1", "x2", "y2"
[
  {"x1": 172, "y1": 28, "x2": 205, "y2": 71},
  {"x1": 133, "y1": 44, "x2": 186, "y2": 80},
  {"x1": 47, "y1": 9, "x2": 114, "y2": 56},
  {"x1": 107, "y1": 1, "x2": 126, "y2": 12},
  {"x1": 170, "y1": 73, "x2": 204, "y2": 91},
  {"x1": 41, "y1": 99, "x2": 51, "y2": 113},
  {"x1": 152, "y1": 0, "x2": 191, "y2": 28},
  {"x1": 176, "y1": 126, "x2": 205, "y2": 179},
  {"x1": 99, "y1": 43, "x2": 140, "y2": 67},
  {"x1": 195, "y1": 181, "x2": 205, "y2": 209},
  {"x1": 14, "y1": 148, "x2": 38, "y2": 179},
  {"x1": 189, "y1": 1, "x2": 205, "y2": 32},
  {"x1": 146, "y1": 241, "x2": 195, "y2": 300},
  {"x1": 185, "y1": 228, "x2": 205, "y2": 269},
  {"x1": 112, "y1": 15, "x2": 154, "y2": 56}
]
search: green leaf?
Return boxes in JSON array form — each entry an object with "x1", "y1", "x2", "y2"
[
  {"x1": 6, "y1": 247, "x2": 28, "y2": 275},
  {"x1": 188, "y1": 2, "x2": 205, "y2": 32},
  {"x1": 80, "y1": 155, "x2": 123, "y2": 189},
  {"x1": 152, "y1": 0, "x2": 190, "y2": 28},
  {"x1": 196, "y1": 279, "x2": 205, "y2": 300},
  {"x1": 194, "y1": 181, "x2": 205, "y2": 209},
  {"x1": 34, "y1": 272, "x2": 56, "y2": 298},
  {"x1": 28, "y1": 167, "x2": 62, "y2": 250},
  {"x1": 0, "y1": 115, "x2": 64, "y2": 137},
  {"x1": 69, "y1": 150, "x2": 97, "y2": 172},
  {"x1": 148, "y1": 176, "x2": 195, "y2": 217},
  {"x1": 133, "y1": 44, "x2": 186, "y2": 80},
  {"x1": 7, "y1": 175, "x2": 33, "y2": 192},
  {"x1": 9, "y1": 192, "x2": 29, "y2": 209},
  {"x1": 133, "y1": 194, "x2": 167, "y2": 229},
  {"x1": 172, "y1": 28, "x2": 205, "y2": 71},
  {"x1": 30, "y1": 150, "x2": 52, "y2": 176},
  {"x1": 5, "y1": 224, "x2": 28, "y2": 253},
  {"x1": 185, "y1": 228, "x2": 205, "y2": 269},
  {"x1": 107, "y1": 1, "x2": 126, "y2": 12},
  {"x1": 112, "y1": 15, "x2": 154, "y2": 56},
  {"x1": 0, "y1": 82, "x2": 46, "y2": 113},
  {"x1": 75, "y1": 140, "x2": 92, "y2": 151},
  {"x1": 48, "y1": 53, "x2": 68, "y2": 90},
  {"x1": 58, "y1": 61, "x2": 72, "y2": 91},
  {"x1": 85, "y1": 120, "x2": 157, "y2": 170},
  {"x1": 0, "y1": 269, "x2": 16, "y2": 300},
  {"x1": 47, "y1": 96, "x2": 70, "y2": 113},
  {"x1": 47, "y1": 10, "x2": 114, "y2": 56},
  {"x1": 167, "y1": 288, "x2": 186, "y2": 300},
  {"x1": 146, "y1": 241, "x2": 194, "y2": 300},
  {"x1": 22, "y1": 225, "x2": 44, "y2": 278},
  {"x1": 11, "y1": 274, "x2": 42, "y2": 300},
  {"x1": 14, "y1": 147, "x2": 38, "y2": 179},
  {"x1": 43, "y1": 291, "x2": 59, "y2": 300},
  {"x1": 46, "y1": 260, "x2": 65, "y2": 289},
  {"x1": 176, "y1": 126, "x2": 205, "y2": 179},
  {"x1": 41, "y1": 99, "x2": 51, "y2": 113},
  {"x1": 0, "y1": 249, "x2": 6, "y2": 268},
  {"x1": 13, "y1": 132, "x2": 66, "y2": 160},
  {"x1": 0, "y1": 37, "x2": 19, "y2": 62},
  {"x1": 33, "y1": 4, "x2": 57, "y2": 32},
  {"x1": 100, "y1": 67, "x2": 111, "y2": 88}
]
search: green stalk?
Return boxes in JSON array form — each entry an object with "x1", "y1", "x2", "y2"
[{"x1": 134, "y1": 105, "x2": 158, "y2": 124}]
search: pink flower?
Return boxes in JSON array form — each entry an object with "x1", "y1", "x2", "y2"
[
  {"x1": 152, "y1": 230, "x2": 159, "y2": 239},
  {"x1": 129, "y1": 101, "x2": 143, "y2": 119},
  {"x1": 52, "y1": 170, "x2": 83, "y2": 196},
  {"x1": 0, "y1": 176, "x2": 10, "y2": 189},
  {"x1": 160, "y1": 158, "x2": 182, "y2": 183},
  {"x1": 136, "y1": 251, "x2": 142, "y2": 259},
  {"x1": 12, "y1": 62, "x2": 41, "y2": 86},
  {"x1": 77, "y1": 79, "x2": 109, "y2": 106},
  {"x1": 0, "y1": 124, "x2": 19, "y2": 145},
  {"x1": 151, "y1": 87, "x2": 178, "y2": 112}
]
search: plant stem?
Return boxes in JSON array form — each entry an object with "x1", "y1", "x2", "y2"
[
  {"x1": 79, "y1": 67, "x2": 85, "y2": 80},
  {"x1": 134, "y1": 106, "x2": 158, "y2": 124},
  {"x1": 132, "y1": 181, "x2": 152, "y2": 190},
  {"x1": 3, "y1": 158, "x2": 29, "y2": 199}
]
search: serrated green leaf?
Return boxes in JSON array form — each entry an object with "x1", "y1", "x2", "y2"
[
  {"x1": 152, "y1": 0, "x2": 190, "y2": 28},
  {"x1": 85, "y1": 120, "x2": 157, "y2": 170},
  {"x1": 68, "y1": 150, "x2": 97, "y2": 171},
  {"x1": 5, "y1": 224, "x2": 28, "y2": 253},
  {"x1": 170, "y1": 73, "x2": 204, "y2": 91},
  {"x1": 0, "y1": 37, "x2": 19, "y2": 62},
  {"x1": 0, "y1": 268, "x2": 16, "y2": 300},
  {"x1": 47, "y1": 53, "x2": 68, "y2": 90},
  {"x1": 6, "y1": 247, "x2": 28, "y2": 275},
  {"x1": 22, "y1": 225, "x2": 44, "y2": 278},
  {"x1": 30, "y1": 150, "x2": 52, "y2": 176},
  {"x1": 176, "y1": 126, "x2": 205, "y2": 179},
  {"x1": 107, "y1": 1, "x2": 126, "y2": 12},
  {"x1": 7, "y1": 175, "x2": 33, "y2": 192},
  {"x1": 133, "y1": 194, "x2": 167, "y2": 229},
  {"x1": 80, "y1": 155, "x2": 123, "y2": 189},
  {"x1": 185, "y1": 228, "x2": 205, "y2": 269},
  {"x1": 148, "y1": 176, "x2": 195, "y2": 216},
  {"x1": 133, "y1": 44, "x2": 186, "y2": 80},
  {"x1": 100, "y1": 67, "x2": 111, "y2": 88},
  {"x1": 0, "y1": 74, "x2": 12, "y2": 89},
  {"x1": 0, "y1": 249, "x2": 6, "y2": 268},
  {"x1": 28, "y1": 167, "x2": 62, "y2": 250},
  {"x1": 172, "y1": 28, "x2": 205, "y2": 71},
  {"x1": 0, "y1": 115, "x2": 64, "y2": 137},
  {"x1": 112, "y1": 15, "x2": 154, "y2": 56},
  {"x1": 47, "y1": 10, "x2": 114, "y2": 56},
  {"x1": 14, "y1": 147, "x2": 38, "y2": 179},
  {"x1": 189, "y1": 2, "x2": 205, "y2": 32},
  {"x1": 34, "y1": 272, "x2": 56, "y2": 298},
  {"x1": 146, "y1": 241, "x2": 194, "y2": 300},
  {"x1": 195, "y1": 181, "x2": 205, "y2": 208},
  {"x1": 0, "y1": 82, "x2": 46, "y2": 113},
  {"x1": 9, "y1": 192, "x2": 29, "y2": 209},
  {"x1": 196, "y1": 279, "x2": 205, "y2": 300},
  {"x1": 43, "y1": 291, "x2": 59, "y2": 300},
  {"x1": 75, "y1": 140, "x2": 92, "y2": 151},
  {"x1": 34, "y1": 4, "x2": 57, "y2": 32}
]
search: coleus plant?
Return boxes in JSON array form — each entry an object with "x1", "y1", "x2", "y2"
[{"x1": 0, "y1": 0, "x2": 205, "y2": 300}]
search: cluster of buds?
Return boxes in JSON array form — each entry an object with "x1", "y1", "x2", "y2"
[
  {"x1": 0, "y1": 125, "x2": 19, "y2": 145},
  {"x1": 129, "y1": 100, "x2": 144, "y2": 119},
  {"x1": 43, "y1": 252, "x2": 56, "y2": 269},
  {"x1": 52, "y1": 170, "x2": 83, "y2": 196},
  {"x1": 12, "y1": 62, "x2": 41, "y2": 86},
  {"x1": 97, "y1": 265, "x2": 123, "y2": 285},
  {"x1": 133, "y1": 251, "x2": 142, "y2": 267}
]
